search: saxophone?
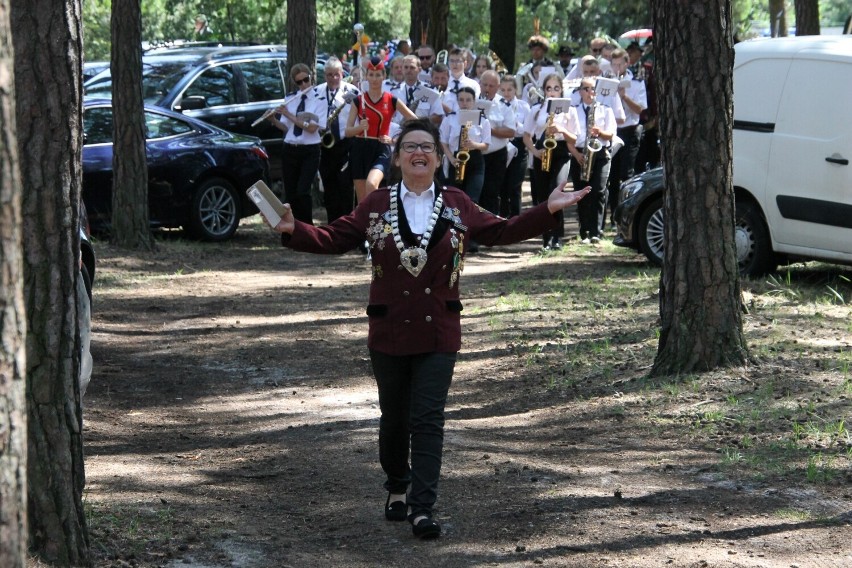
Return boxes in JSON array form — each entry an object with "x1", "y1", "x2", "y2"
[
  {"x1": 580, "y1": 102, "x2": 603, "y2": 182},
  {"x1": 541, "y1": 110, "x2": 558, "y2": 172},
  {"x1": 455, "y1": 121, "x2": 472, "y2": 182},
  {"x1": 320, "y1": 91, "x2": 356, "y2": 149}
]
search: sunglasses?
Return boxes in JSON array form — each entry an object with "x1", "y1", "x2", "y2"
[
  {"x1": 294, "y1": 76, "x2": 311, "y2": 85},
  {"x1": 591, "y1": 48, "x2": 602, "y2": 54},
  {"x1": 419, "y1": 55, "x2": 433, "y2": 60}
]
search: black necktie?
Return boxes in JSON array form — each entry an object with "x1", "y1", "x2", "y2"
[
  {"x1": 452, "y1": 79, "x2": 460, "y2": 93},
  {"x1": 407, "y1": 86, "x2": 415, "y2": 106},
  {"x1": 293, "y1": 94, "x2": 307, "y2": 136},
  {"x1": 502, "y1": 99, "x2": 511, "y2": 106},
  {"x1": 328, "y1": 89, "x2": 339, "y2": 141}
]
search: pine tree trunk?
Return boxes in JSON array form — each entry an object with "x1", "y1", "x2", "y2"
[
  {"x1": 650, "y1": 0, "x2": 750, "y2": 376},
  {"x1": 287, "y1": 0, "x2": 317, "y2": 90},
  {"x1": 0, "y1": 0, "x2": 28, "y2": 563},
  {"x1": 111, "y1": 0, "x2": 154, "y2": 250},
  {"x1": 427, "y1": 0, "x2": 449, "y2": 52},
  {"x1": 490, "y1": 0, "x2": 517, "y2": 72},
  {"x1": 11, "y1": 0, "x2": 90, "y2": 563},
  {"x1": 410, "y1": 0, "x2": 430, "y2": 49},
  {"x1": 769, "y1": 0, "x2": 788, "y2": 36},
  {"x1": 794, "y1": 0, "x2": 820, "y2": 35}
]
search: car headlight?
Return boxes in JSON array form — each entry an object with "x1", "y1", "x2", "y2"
[{"x1": 620, "y1": 178, "x2": 644, "y2": 201}]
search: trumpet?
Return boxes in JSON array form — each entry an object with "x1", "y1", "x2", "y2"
[
  {"x1": 541, "y1": 111, "x2": 558, "y2": 172},
  {"x1": 489, "y1": 50, "x2": 508, "y2": 75},
  {"x1": 251, "y1": 91, "x2": 304, "y2": 127},
  {"x1": 455, "y1": 121, "x2": 472, "y2": 182}
]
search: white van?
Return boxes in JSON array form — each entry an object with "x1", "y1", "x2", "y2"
[
  {"x1": 614, "y1": 36, "x2": 852, "y2": 276},
  {"x1": 732, "y1": 35, "x2": 852, "y2": 273}
]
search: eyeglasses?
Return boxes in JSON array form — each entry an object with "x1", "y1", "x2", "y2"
[
  {"x1": 401, "y1": 141, "x2": 437, "y2": 154},
  {"x1": 591, "y1": 48, "x2": 602, "y2": 54},
  {"x1": 294, "y1": 76, "x2": 311, "y2": 85},
  {"x1": 448, "y1": 59, "x2": 464, "y2": 64},
  {"x1": 419, "y1": 55, "x2": 433, "y2": 60}
]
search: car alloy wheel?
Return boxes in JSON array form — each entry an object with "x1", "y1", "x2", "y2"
[
  {"x1": 189, "y1": 178, "x2": 240, "y2": 241},
  {"x1": 637, "y1": 198, "x2": 665, "y2": 266}
]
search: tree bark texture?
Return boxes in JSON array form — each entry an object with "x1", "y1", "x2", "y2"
[
  {"x1": 794, "y1": 0, "x2": 820, "y2": 35},
  {"x1": 490, "y1": 0, "x2": 517, "y2": 72},
  {"x1": 410, "y1": 0, "x2": 448, "y2": 52},
  {"x1": 769, "y1": 0, "x2": 788, "y2": 37},
  {"x1": 10, "y1": 0, "x2": 90, "y2": 563},
  {"x1": 0, "y1": 0, "x2": 28, "y2": 563},
  {"x1": 650, "y1": 0, "x2": 749, "y2": 375},
  {"x1": 287, "y1": 0, "x2": 317, "y2": 90},
  {"x1": 111, "y1": 0, "x2": 153, "y2": 250}
]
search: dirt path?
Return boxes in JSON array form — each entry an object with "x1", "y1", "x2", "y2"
[{"x1": 82, "y1": 211, "x2": 851, "y2": 568}]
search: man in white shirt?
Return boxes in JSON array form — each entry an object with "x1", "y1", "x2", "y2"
[
  {"x1": 392, "y1": 55, "x2": 444, "y2": 126},
  {"x1": 606, "y1": 48, "x2": 647, "y2": 229},
  {"x1": 442, "y1": 48, "x2": 480, "y2": 114},
  {"x1": 478, "y1": 70, "x2": 516, "y2": 215},
  {"x1": 416, "y1": 44, "x2": 436, "y2": 83},
  {"x1": 317, "y1": 57, "x2": 360, "y2": 222}
]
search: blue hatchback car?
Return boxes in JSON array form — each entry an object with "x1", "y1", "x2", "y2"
[{"x1": 83, "y1": 98, "x2": 269, "y2": 241}]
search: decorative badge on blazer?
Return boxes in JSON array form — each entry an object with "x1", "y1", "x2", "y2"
[
  {"x1": 441, "y1": 208, "x2": 467, "y2": 232},
  {"x1": 367, "y1": 211, "x2": 392, "y2": 249}
]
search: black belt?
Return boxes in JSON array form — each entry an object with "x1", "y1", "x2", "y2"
[
  {"x1": 284, "y1": 142, "x2": 320, "y2": 148},
  {"x1": 617, "y1": 124, "x2": 640, "y2": 133}
]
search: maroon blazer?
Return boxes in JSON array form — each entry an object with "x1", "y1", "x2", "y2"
[{"x1": 284, "y1": 185, "x2": 558, "y2": 356}]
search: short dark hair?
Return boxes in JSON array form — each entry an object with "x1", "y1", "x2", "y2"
[{"x1": 393, "y1": 118, "x2": 443, "y2": 159}]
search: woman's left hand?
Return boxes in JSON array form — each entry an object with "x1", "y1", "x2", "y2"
[{"x1": 547, "y1": 182, "x2": 591, "y2": 213}]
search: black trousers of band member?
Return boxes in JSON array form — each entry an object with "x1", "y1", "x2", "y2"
[
  {"x1": 282, "y1": 142, "x2": 321, "y2": 225},
  {"x1": 531, "y1": 142, "x2": 570, "y2": 244},
  {"x1": 570, "y1": 149, "x2": 611, "y2": 240},
  {"x1": 500, "y1": 137, "x2": 527, "y2": 218},
  {"x1": 448, "y1": 150, "x2": 484, "y2": 204},
  {"x1": 319, "y1": 139, "x2": 354, "y2": 223},
  {"x1": 605, "y1": 124, "x2": 643, "y2": 228},
  {"x1": 634, "y1": 123, "x2": 660, "y2": 173},
  {"x1": 370, "y1": 350, "x2": 457, "y2": 520},
  {"x1": 479, "y1": 147, "x2": 508, "y2": 215}
]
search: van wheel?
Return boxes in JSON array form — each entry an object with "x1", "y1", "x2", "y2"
[
  {"x1": 735, "y1": 200, "x2": 776, "y2": 277},
  {"x1": 187, "y1": 178, "x2": 240, "y2": 241},
  {"x1": 637, "y1": 197, "x2": 665, "y2": 266}
]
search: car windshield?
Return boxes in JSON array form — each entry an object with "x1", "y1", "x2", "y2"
[{"x1": 85, "y1": 59, "x2": 197, "y2": 104}]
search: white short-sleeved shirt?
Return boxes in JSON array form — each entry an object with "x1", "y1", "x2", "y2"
[
  {"x1": 440, "y1": 112, "x2": 492, "y2": 154},
  {"x1": 279, "y1": 87, "x2": 328, "y2": 145}
]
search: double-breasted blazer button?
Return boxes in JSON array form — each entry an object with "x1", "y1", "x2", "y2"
[
  {"x1": 403, "y1": 290, "x2": 410, "y2": 296},
  {"x1": 397, "y1": 265, "x2": 404, "y2": 270},
  {"x1": 404, "y1": 319, "x2": 411, "y2": 324},
  {"x1": 424, "y1": 288, "x2": 431, "y2": 294},
  {"x1": 425, "y1": 316, "x2": 433, "y2": 322}
]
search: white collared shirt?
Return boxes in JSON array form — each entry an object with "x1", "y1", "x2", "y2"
[
  {"x1": 481, "y1": 95, "x2": 514, "y2": 154},
  {"x1": 279, "y1": 87, "x2": 327, "y2": 145},
  {"x1": 400, "y1": 182, "x2": 436, "y2": 234},
  {"x1": 317, "y1": 81, "x2": 360, "y2": 139}
]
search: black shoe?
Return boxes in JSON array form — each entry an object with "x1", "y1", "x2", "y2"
[
  {"x1": 410, "y1": 516, "x2": 441, "y2": 539},
  {"x1": 385, "y1": 494, "x2": 408, "y2": 522},
  {"x1": 550, "y1": 237, "x2": 562, "y2": 250}
]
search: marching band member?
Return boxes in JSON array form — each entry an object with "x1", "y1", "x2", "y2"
[
  {"x1": 440, "y1": 86, "x2": 491, "y2": 216},
  {"x1": 606, "y1": 48, "x2": 647, "y2": 229},
  {"x1": 569, "y1": 77, "x2": 616, "y2": 244},
  {"x1": 442, "y1": 48, "x2": 480, "y2": 114},
  {"x1": 498, "y1": 75, "x2": 530, "y2": 218},
  {"x1": 345, "y1": 56, "x2": 417, "y2": 203},
  {"x1": 383, "y1": 55, "x2": 404, "y2": 92},
  {"x1": 428, "y1": 63, "x2": 452, "y2": 117},
  {"x1": 317, "y1": 57, "x2": 359, "y2": 223},
  {"x1": 478, "y1": 70, "x2": 515, "y2": 215},
  {"x1": 556, "y1": 45, "x2": 575, "y2": 77},
  {"x1": 268, "y1": 63, "x2": 327, "y2": 225},
  {"x1": 523, "y1": 73, "x2": 578, "y2": 250},
  {"x1": 392, "y1": 55, "x2": 444, "y2": 126},
  {"x1": 416, "y1": 44, "x2": 436, "y2": 83},
  {"x1": 518, "y1": 35, "x2": 559, "y2": 83}
]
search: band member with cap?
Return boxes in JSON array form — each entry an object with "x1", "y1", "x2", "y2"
[
  {"x1": 345, "y1": 56, "x2": 418, "y2": 202},
  {"x1": 569, "y1": 77, "x2": 616, "y2": 244},
  {"x1": 317, "y1": 56, "x2": 360, "y2": 223},
  {"x1": 266, "y1": 118, "x2": 589, "y2": 540},
  {"x1": 557, "y1": 45, "x2": 575, "y2": 76},
  {"x1": 268, "y1": 63, "x2": 327, "y2": 225}
]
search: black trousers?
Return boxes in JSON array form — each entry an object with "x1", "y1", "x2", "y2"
[
  {"x1": 500, "y1": 137, "x2": 527, "y2": 218},
  {"x1": 570, "y1": 148, "x2": 611, "y2": 240},
  {"x1": 531, "y1": 142, "x2": 570, "y2": 243},
  {"x1": 479, "y1": 147, "x2": 508, "y2": 214},
  {"x1": 606, "y1": 124, "x2": 643, "y2": 227},
  {"x1": 369, "y1": 350, "x2": 457, "y2": 519},
  {"x1": 282, "y1": 143, "x2": 321, "y2": 225},
  {"x1": 448, "y1": 150, "x2": 484, "y2": 203},
  {"x1": 319, "y1": 139, "x2": 354, "y2": 223}
]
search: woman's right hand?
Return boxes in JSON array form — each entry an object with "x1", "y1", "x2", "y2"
[{"x1": 271, "y1": 204, "x2": 296, "y2": 235}]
